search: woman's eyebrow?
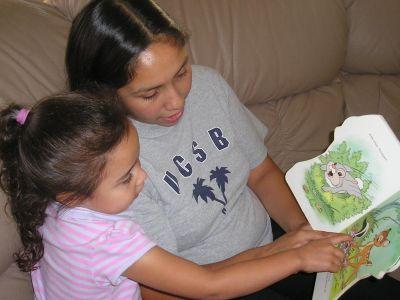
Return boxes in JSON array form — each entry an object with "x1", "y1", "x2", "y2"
[{"x1": 131, "y1": 55, "x2": 189, "y2": 95}]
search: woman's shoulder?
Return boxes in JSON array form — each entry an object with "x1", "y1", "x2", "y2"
[
  {"x1": 192, "y1": 64, "x2": 219, "y2": 75},
  {"x1": 192, "y1": 65, "x2": 226, "y2": 85},
  {"x1": 191, "y1": 65, "x2": 231, "y2": 97}
]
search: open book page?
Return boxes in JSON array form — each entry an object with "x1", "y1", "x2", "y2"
[
  {"x1": 285, "y1": 115, "x2": 400, "y2": 232},
  {"x1": 313, "y1": 191, "x2": 400, "y2": 300}
]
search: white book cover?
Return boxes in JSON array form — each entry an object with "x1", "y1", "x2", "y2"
[{"x1": 285, "y1": 115, "x2": 400, "y2": 299}]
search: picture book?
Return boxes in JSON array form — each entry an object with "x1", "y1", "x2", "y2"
[{"x1": 285, "y1": 115, "x2": 400, "y2": 300}]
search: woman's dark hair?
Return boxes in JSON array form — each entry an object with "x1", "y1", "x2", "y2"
[
  {"x1": 0, "y1": 93, "x2": 129, "y2": 272},
  {"x1": 66, "y1": 0, "x2": 188, "y2": 91}
]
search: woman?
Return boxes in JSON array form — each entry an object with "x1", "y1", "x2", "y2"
[{"x1": 66, "y1": 0, "x2": 345, "y2": 298}]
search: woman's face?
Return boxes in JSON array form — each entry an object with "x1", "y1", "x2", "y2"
[{"x1": 117, "y1": 42, "x2": 192, "y2": 127}]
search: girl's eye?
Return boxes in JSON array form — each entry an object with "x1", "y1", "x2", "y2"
[
  {"x1": 142, "y1": 91, "x2": 158, "y2": 101},
  {"x1": 122, "y1": 173, "x2": 133, "y2": 184}
]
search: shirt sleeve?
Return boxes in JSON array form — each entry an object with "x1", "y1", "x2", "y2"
[
  {"x1": 91, "y1": 220, "x2": 156, "y2": 286},
  {"x1": 212, "y1": 69, "x2": 268, "y2": 169}
]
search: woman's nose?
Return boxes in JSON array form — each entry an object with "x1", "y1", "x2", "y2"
[{"x1": 164, "y1": 85, "x2": 184, "y2": 110}]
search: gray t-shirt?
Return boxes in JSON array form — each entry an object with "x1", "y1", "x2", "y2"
[{"x1": 123, "y1": 65, "x2": 272, "y2": 264}]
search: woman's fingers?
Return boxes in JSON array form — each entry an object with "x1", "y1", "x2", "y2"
[{"x1": 331, "y1": 234, "x2": 353, "y2": 243}]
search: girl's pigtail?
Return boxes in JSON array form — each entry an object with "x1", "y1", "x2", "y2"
[
  {"x1": 0, "y1": 104, "x2": 25, "y2": 202},
  {"x1": 0, "y1": 104, "x2": 47, "y2": 272}
]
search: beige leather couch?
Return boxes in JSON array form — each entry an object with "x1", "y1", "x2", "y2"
[{"x1": 0, "y1": 1, "x2": 399, "y2": 299}]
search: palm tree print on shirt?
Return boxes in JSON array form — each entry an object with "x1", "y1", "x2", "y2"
[{"x1": 192, "y1": 166, "x2": 231, "y2": 214}]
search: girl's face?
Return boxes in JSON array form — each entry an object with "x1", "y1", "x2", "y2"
[
  {"x1": 117, "y1": 42, "x2": 192, "y2": 127},
  {"x1": 81, "y1": 124, "x2": 147, "y2": 214}
]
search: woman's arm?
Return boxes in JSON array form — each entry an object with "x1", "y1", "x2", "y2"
[
  {"x1": 248, "y1": 155, "x2": 308, "y2": 232},
  {"x1": 127, "y1": 234, "x2": 349, "y2": 300}
]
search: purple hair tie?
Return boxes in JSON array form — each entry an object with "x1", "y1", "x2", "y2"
[{"x1": 16, "y1": 108, "x2": 30, "y2": 125}]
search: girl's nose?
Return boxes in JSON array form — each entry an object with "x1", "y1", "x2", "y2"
[{"x1": 138, "y1": 167, "x2": 147, "y2": 185}]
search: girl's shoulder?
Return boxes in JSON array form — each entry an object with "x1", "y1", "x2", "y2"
[{"x1": 46, "y1": 202, "x2": 129, "y2": 224}]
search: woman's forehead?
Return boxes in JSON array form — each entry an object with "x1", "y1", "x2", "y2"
[{"x1": 124, "y1": 43, "x2": 188, "y2": 92}]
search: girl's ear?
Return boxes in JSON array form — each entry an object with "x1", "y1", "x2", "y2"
[{"x1": 56, "y1": 192, "x2": 83, "y2": 207}]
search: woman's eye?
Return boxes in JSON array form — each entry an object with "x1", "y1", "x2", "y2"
[
  {"x1": 142, "y1": 91, "x2": 158, "y2": 101},
  {"x1": 176, "y1": 68, "x2": 187, "y2": 78}
]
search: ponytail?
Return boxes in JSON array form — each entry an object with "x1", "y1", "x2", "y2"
[
  {"x1": 0, "y1": 104, "x2": 49, "y2": 272},
  {"x1": 0, "y1": 104, "x2": 24, "y2": 199}
]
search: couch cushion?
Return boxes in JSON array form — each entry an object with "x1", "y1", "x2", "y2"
[
  {"x1": 343, "y1": 0, "x2": 400, "y2": 74},
  {"x1": 249, "y1": 81, "x2": 344, "y2": 172},
  {"x1": 157, "y1": 0, "x2": 347, "y2": 105},
  {"x1": 0, "y1": 262, "x2": 33, "y2": 300},
  {"x1": 342, "y1": 74, "x2": 400, "y2": 138},
  {"x1": 0, "y1": 0, "x2": 70, "y2": 107}
]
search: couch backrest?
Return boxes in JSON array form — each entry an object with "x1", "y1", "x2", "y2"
[
  {"x1": 0, "y1": 0, "x2": 349, "y2": 108},
  {"x1": 0, "y1": 0, "x2": 70, "y2": 106},
  {"x1": 157, "y1": 0, "x2": 347, "y2": 106},
  {"x1": 341, "y1": 0, "x2": 400, "y2": 137},
  {"x1": 343, "y1": 0, "x2": 400, "y2": 74},
  {"x1": 1, "y1": 0, "x2": 399, "y2": 111}
]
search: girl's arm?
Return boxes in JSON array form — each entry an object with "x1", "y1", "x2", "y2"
[
  {"x1": 139, "y1": 229, "x2": 332, "y2": 300},
  {"x1": 139, "y1": 227, "x2": 345, "y2": 299},
  {"x1": 248, "y1": 155, "x2": 308, "y2": 232},
  {"x1": 125, "y1": 234, "x2": 350, "y2": 299}
]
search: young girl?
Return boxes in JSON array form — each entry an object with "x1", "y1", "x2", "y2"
[
  {"x1": 0, "y1": 93, "x2": 349, "y2": 299},
  {"x1": 65, "y1": 1, "x2": 349, "y2": 298}
]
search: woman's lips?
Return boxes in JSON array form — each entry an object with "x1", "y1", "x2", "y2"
[{"x1": 163, "y1": 110, "x2": 183, "y2": 124}]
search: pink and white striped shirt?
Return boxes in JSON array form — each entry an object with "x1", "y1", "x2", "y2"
[{"x1": 31, "y1": 202, "x2": 155, "y2": 300}]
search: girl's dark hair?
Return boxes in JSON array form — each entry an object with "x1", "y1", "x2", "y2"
[
  {"x1": 66, "y1": 0, "x2": 188, "y2": 91},
  {"x1": 0, "y1": 93, "x2": 129, "y2": 272}
]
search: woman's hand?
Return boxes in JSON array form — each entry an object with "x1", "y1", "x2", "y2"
[
  {"x1": 294, "y1": 234, "x2": 352, "y2": 273},
  {"x1": 263, "y1": 228, "x2": 347, "y2": 256}
]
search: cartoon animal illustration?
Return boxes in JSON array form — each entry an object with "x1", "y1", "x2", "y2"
[
  {"x1": 344, "y1": 228, "x2": 391, "y2": 286},
  {"x1": 321, "y1": 161, "x2": 364, "y2": 198},
  {"x1": 341, "y1": 220, "x2": 370, "y2": 258}
]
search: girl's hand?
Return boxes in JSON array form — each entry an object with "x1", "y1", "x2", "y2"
[
  {"x1": 266, "y1": 228, "x2": 344, "y2": 256},
  {"x1": 295, "y1": 234, "x2": 352, "y2": 273}
]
